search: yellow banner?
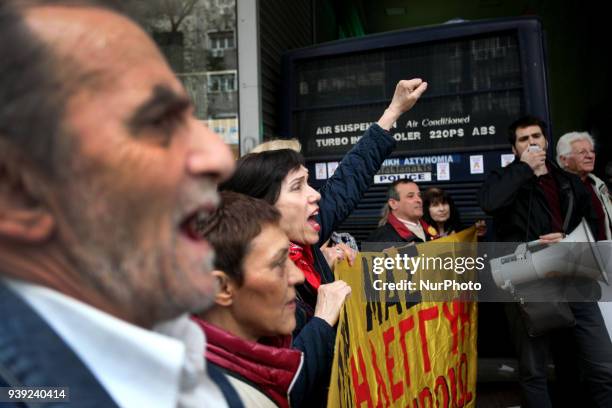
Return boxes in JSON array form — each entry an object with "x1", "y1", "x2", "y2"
[{"x1": 328, "y1": 227, "x2": 478, "y2": 407}]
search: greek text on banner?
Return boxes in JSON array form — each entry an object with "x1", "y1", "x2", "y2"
[{"x1": 328, "y1": 227, "x2": 478, "y2": 407}]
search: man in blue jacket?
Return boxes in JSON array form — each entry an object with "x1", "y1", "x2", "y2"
[{"x1": 0, "y1": 1, "x2": 242, "y2": 406}]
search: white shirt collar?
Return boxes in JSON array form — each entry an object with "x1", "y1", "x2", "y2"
[
  {"x1": 395, "y1": 216, "x2": 426, "y2": 241},
  {"x1": 395, "y1": 215, "x2": 421, "y2": 228},
  {"x1": 4, "y1": 278, "x2": 227, "y2": 408}
]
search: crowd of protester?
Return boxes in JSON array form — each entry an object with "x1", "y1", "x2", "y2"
[
  {"x1": 1, "y1": 1, "x2": 611, "y2": 407},
  {"x1": 218, "y1": 76, "x2": 426, "y2": 406}
]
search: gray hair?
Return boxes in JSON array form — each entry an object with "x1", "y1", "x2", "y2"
[{"x1": 556, "y1": 131, "x2": 596, "y2": 168}]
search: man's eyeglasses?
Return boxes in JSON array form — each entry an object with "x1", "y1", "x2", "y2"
[{"x1": 570, "y1": 149, "x2": 595, "y2": 158}]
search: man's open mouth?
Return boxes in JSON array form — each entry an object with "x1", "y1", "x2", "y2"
[{"x1": 180, "y1": 208, "x2": 214, "y2": 241}]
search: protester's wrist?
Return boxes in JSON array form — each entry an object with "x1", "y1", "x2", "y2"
[
  {"x1": 377, "y1": 107, "x2": 401, "y2": 130},
  {"x1": 314, "y1": 311, "x2": 337, "y2": 327}
]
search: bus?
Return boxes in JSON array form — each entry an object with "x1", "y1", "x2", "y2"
[{"x1": 280, "y1": 16, "x2": 550, "y2": 243}]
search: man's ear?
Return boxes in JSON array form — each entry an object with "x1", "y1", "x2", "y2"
[
  {"x1": 511, "y1": 145, "x2": 518, "y2": 157},
  {"x1": 0, "y1": 161, "x2": 55, "y2": 243},
  {"x1": 388, "y1": 198, "x2": 398, "y2": 211},
  {"x1": 212, "y1": 270, "x2": 236, "y2": 307}
]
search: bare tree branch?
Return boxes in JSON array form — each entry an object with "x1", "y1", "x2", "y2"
[
  {"x1": 134, "y1": 0, "x2": 200, "y2": 33},
  {"x1": 173, "y1": 0, "x2": 198, "y2": 32}
]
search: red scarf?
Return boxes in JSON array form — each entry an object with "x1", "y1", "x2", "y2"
[
  {"x1": 387, "y1": 212, "x2": 436, "y2": 241},
  {"x1": 192, "y1": 318, "x2": 303, "y2": 408},
  {"x1": 289, "y1": 242, "x2": 321, "y2": 289}
]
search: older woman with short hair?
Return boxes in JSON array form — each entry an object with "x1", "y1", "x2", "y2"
[{"x1": 193, "y1": 191, "x2": 305, "y2": 408}]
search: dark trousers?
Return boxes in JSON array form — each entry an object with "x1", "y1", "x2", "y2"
[{"x1": 506, "y1": 302, "x2": 612, "y2": 408}]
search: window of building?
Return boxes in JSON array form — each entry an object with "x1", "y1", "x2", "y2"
[
  {"x1": 207, "y1": 71, "x2": 237, "y2": 93},
  {"x1": 208, "y1": 31, "x2": 235, "y2": 51},
  {"x1": 137, "y1": 0, "x2": 239, "y2": 157}
]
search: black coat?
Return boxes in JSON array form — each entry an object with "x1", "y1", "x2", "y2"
[
  {"x1": 366, "y1": 220, "x2": 436, "y2": 250},
  {"x1": 478, "y1": 159, "x2": 602, "y2": 302},
  {"x1": 478, "y1": 159, "x2": 599, "y2": 241}
]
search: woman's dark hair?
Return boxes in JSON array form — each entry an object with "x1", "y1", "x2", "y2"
[
  {"x1": 201, "y1": 191, "x2": 281, "y2": 285},
  {"x1": 220, "y1": 149, "x2": 305, "y2": 204},
  {"x1": 422, "y1": 187, "x2": 462, "y2": 233}
]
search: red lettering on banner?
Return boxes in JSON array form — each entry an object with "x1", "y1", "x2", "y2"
[
  {"x1": 350, "y1": 347, "x2": 373, "y2": 408},
  {"x1": 434, "y1": 375, "x2": 450, "y2": 408},
  {"x1": 418, "y1": 306, "x2": 439, "y2": 373},
  {"x1": 419, "y1": 387, "x2": 433, "y2": 408},
  {"x1": 398, "y1": 315, "x2": 415, "y2": 387},
  {"x1": 447, "y1": 366, "x2": 460, "y2": 407},
  {"x1": 459, "y1": 303, "x2": 470, "y2": 346},
  {"x1": 370, "y1": 340, "x2": 391, "y2": 407},
  {"x1": 443, "y1": 301, "x2": 473, "y2": 355},
  {"x1": 347, "y1": 302, "x2": 474, "y2": 407},
  {"x1": 442, "y1": 302, "x2": 460, "y2": 354},
  {"x1": 403, "y1": 372, "x2": 470, "y2": 408},
  {"x1": 383, "y1": 327, "x2": 404, "y2": 401},
  {"x1": 445, "y1": 352, "x2": 474, "y2": 407},
  {"x1": 459, "y1": 353, "x2": 473, "y2": 404}
]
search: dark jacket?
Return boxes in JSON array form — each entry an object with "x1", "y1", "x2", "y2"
[
  {"x1": 291, "y1": 123, "x2": 396, "y2": 407},
  {"x1": 478, "y1": 159, "x2": 599, "y2": 241},
  {"x1": 367, "y1": 217, "x2": 437, "y2": 245},
  {"x1": 478, "y1": 159, "x2": 601, "y2": 302},
  {"x1": 0, "y1": 281, "x2": 243, "y2": 408}
]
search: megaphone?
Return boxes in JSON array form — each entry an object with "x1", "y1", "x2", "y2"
[{"x1": 490, "y1": 219, "x2": 611, "y2": 292}]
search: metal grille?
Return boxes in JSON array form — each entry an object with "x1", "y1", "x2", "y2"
[
  {"x1": 291, "y1": 32, "x2": 523, "y2": 156},
  {"x1": 294, "y1": 32, "x2": 521, "y2": 107}
]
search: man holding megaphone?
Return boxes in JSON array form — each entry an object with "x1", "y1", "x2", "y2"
[{"x1": 478, "y1": 115, "x2": 612, "y2": 408}]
